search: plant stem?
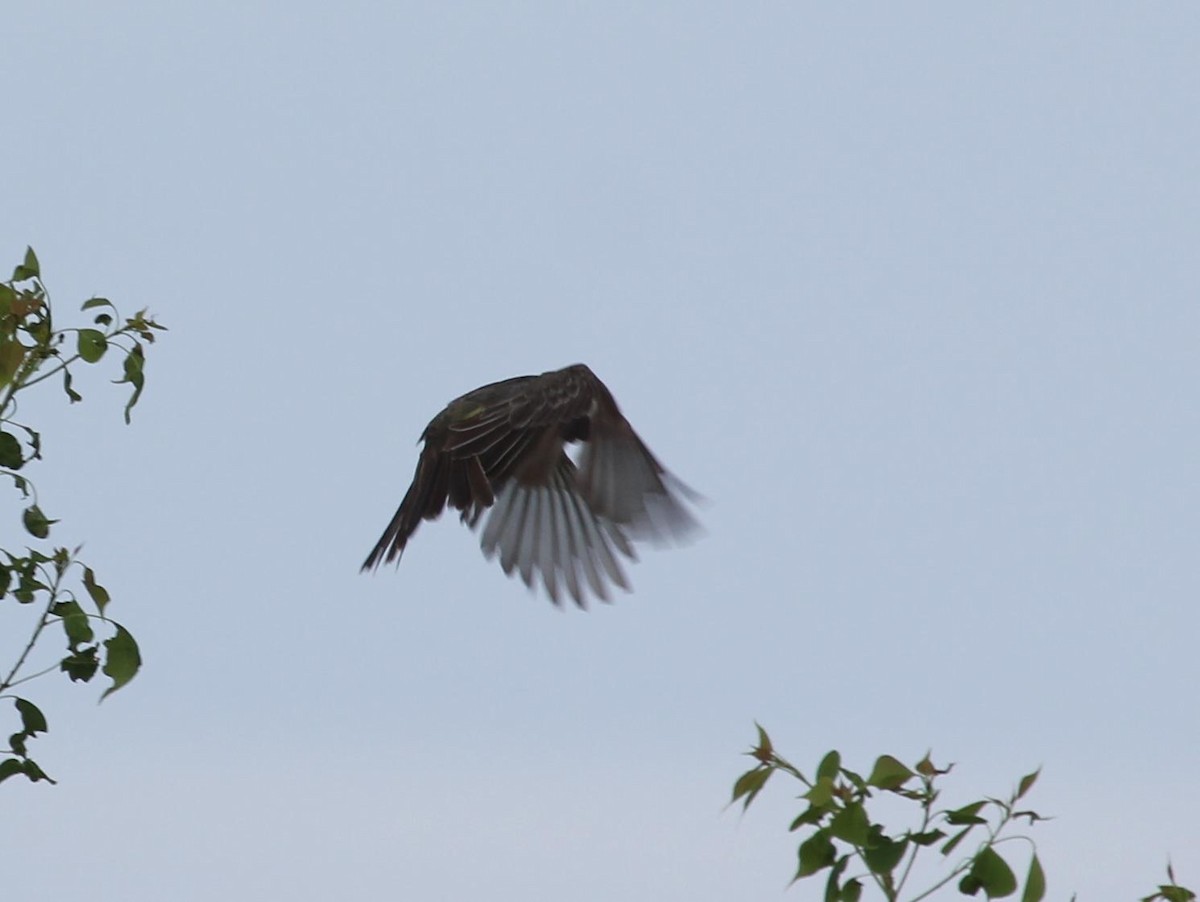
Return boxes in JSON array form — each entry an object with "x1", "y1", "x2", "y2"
[{"x1": 0, "y1": 564, "x2": 67, "y2": 693}]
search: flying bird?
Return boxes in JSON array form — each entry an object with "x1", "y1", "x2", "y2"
[{"x1": 361, "y1": 363, "x2": 700, "y2": 607}]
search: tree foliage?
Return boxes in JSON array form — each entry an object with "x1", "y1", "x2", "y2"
[
  {"x1": 0, "y1": 247, "x2": 165, "y2": 786},
  {"x1": 732, "y1": 724, "x2": 1195, "y2": 901}
]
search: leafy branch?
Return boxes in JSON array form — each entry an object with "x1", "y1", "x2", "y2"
[
  {"x1": 731, "y1": 724, "x2": 1194, "y2": 901},
  {"x1": 0, "y1": 247, "x2": 163, "y2": 787}
]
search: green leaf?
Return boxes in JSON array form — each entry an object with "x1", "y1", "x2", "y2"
[
  {"x1": 840, "y1": 878, "x2": 863, "y2": 902},
  {"x1": 14, "y1": 566, "x2": 43, "y2": 603},
  {"x1": 732, "y1": 766, "x2": 772, "y2": 810},
  {"x1": 8, "y1": 731, "x2": 28, "y2": 757},
  {"x1": 828, "y1": 802, "x2": 870, "y2": 846},
  {"x1": 0, "y1": 755, "x2": 55, "y2": 785},
  {"x1": 0, "y1": 337, "x2": 24, "y2": 385},
  {"x1": 1147, "y1": 862, "x2": 1197, "y2": 902},
  {"x1": 77, "y1": 329, "x2": 107, "y2": 363},
  {"x1": 63, "y1": 367, "x2": 82, "y2": 402},
  {"x1": 823, "y1": 854, "x2": 849, "y2": 902},
  {"x1": 862, "y1": 832, "x2": 905, "y2": 876},
  {"x1": 0, "y1": 431, "x2": 23, "y2": 469},
  {"x1": 840, "y1": 768, "x2": 867, "y2": 792},
  {"x1": 81, "y1": 297, "x2": 114, "y2": 312},
  {"x1": 796, "y1": 829, "x2": 837, "y2": 879},
  {"x1": 127, "y1": 345, "x2": 145, "y2": 383},
  {"x1": 945, "y1": 800, "x2": 989, "y2": 825},
  {"x1": 964, "y1": 846, "x2": 1018, "y2": 898},
  {"x1": 82, "y1": 566, "x2": 111, "y2": 614},
  {"x1": 12, "y1": 246, "x2": 40, "y2": 281},
  {"x1": 1023, "y1": 853, "x2": 1046, "y2": 902},
  {"x1": 57, "y1": 599, "x2": 95, "y2": 645},
  {"x1": 117, "y1": 344, "x2": 145, "y2": 424},
  {"x1": 61, "y1": 647, "x2": 99, "y2": 683},
  {"x1": 1149, "y1": 887, "x2": 1198, "y2": 902},
  {"x1": 909, "y1": 828, "x2": 947, "y2": 847},
  {"x1": 1140, "y1": 880, "x2": 1196, "y2": 902},
  {"x1": 1013, "y1": 809, "x2": 1048, "y2": 825},
  {"x1": 14, "y1": 698, "x2": 47, "y2": 734},
  {"x1": 805, "y1": 775, "x2": 836, "y2": 807},
  {"x1": 17, "y1": 423, "x2": 40, "y2": 461},
  {"x1": 1015, "y1": 768, "x2": 1041, "y2": 801},
  {"x1": 790, "y1": 805, "x2": 826, "y2": 831},
  {"x1": 101, "y1": 624, "x2": 141, "y2": 699},
  {"x1": 817, "y1": 750, "x2": 841, "y2": 781},
  {"x1": 21, "y1": 758, "x2": 54, "y2": 783},
  {"x1": 1156, "y1": 889, "x2": 1197, "y2": 902},
  {"x1": 941, "y1": 825, "x2": 975, "y2": 855},
  {"x1": 751, "y1": 722, "x2": 773, "y2": 762},
  {"x1": 867, "y1": 755, "x2": 914, "y2": 790},
  {"x1": 22, "y1": 504, "x2": 56, "y2": 538}
]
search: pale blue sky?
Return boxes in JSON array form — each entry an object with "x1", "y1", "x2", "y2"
[{"x1": 3, "y1": 4, "x2": 1198, "y2": 899}]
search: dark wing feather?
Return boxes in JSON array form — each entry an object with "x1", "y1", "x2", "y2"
[{"x1": 361, "y1": 444, "x2": 450, "y2": 571}]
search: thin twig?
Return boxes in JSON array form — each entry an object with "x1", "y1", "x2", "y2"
[{"x1": 0, "y1": 564, "x2": 67, "y2": 693}]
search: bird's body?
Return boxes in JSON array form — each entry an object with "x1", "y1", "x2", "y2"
[{"x1": 362, "y1": 363, "x2": 699, "y2": 606}]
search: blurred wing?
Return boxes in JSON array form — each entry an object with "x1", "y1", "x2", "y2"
[
  {"x1": 477, "y1": 457, "x2": 635, "y2": 608},
  {"x1": 576, "y1": 419, "x2": 702, "y2": 546}
]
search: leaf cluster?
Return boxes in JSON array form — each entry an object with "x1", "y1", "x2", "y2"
[
  {"x1": 1, "y1": 247, "x2": 165, "y2": 423},
  {"x1": 732, "y1": 726, "x2": 1194, "y2": 901},
  {"x1": 1142, "y1": 864, "x2": 1197, "y2": 902},
  {"x1": 733, "y1": 725, "x2": 1047, "y2": 900},
  {"x1": 0, "y1": 248, "x2": 162, "y2": 786}
]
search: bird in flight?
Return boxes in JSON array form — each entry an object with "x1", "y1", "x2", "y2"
[{"x1": 361, "y1": 363, "x2": 700, "y2": 607}]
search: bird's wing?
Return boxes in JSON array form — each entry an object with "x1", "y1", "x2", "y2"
[
  {"x1": 444, "y1": 368, "x2": 595, "y2": 484},
  {"x1": 360, "y1": 443, "x2": 452, "y2": 571},
  {"x1": 575, "y1": 378, "x2": 702, "y2": 546},
  {"x1": 576, "y1": 421, "x2": 701, "y2": 545},
  {"x1": 478, "y1": 455, "x2": 635, "y2": 608}
]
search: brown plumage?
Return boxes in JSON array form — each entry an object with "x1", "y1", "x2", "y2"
[{"x1": 361, "y1": 363, "x2": 700, "y2": 606}]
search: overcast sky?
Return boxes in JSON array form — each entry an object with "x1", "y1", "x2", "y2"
[{"x1": 2, "y1": 4, "x2": 1197, "y2": 900}]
